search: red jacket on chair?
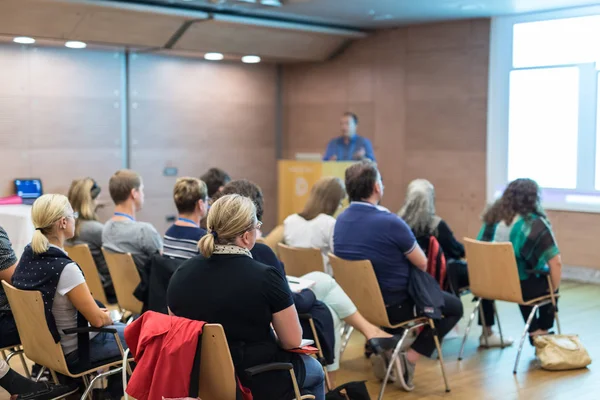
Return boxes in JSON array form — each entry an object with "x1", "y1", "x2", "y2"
[{"x1": 124, "y1": 311, "x2": 206, "y2": 400}]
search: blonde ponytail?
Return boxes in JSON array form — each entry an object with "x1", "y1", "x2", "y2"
[
  {"x1": 31, "y1": 229, "x2": 50, "y2": 254},
  {"x1": 31, "y1": 194, "x2": 70, "y2": 255},
  {"x1": 197, "y1": 194, "x2": 256, "y2": 258},
  {"x1": 199, "y1": 234, "x2": 215, "y2": 258}
]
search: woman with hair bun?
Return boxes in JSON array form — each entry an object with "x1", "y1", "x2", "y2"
[{"x1": 168, "y1": 194, "x2": 325, "y2": 400}]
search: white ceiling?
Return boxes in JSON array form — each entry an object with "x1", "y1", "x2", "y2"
[{"x1": 107, "y1": 0, "x2": 600, "y2": 29}]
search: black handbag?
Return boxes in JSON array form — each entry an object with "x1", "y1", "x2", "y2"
[{"x1": 326, "y1": 381, "x2": 370, "y2": 400}]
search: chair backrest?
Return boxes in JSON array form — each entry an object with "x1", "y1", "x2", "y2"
[
  {"x1": 328, "y1": 254, "x2": 392, "y2": 328},
  {"x1": 101, "y1": 248, "x2": 143, "y2": 314},
  {"x1": 262, "y1": 225, "x2": 284, "y2": 256},
  {"x1": 463, "y1": 238, "x2": 524, "y2": 303},
  {"x1": 277, "y1": 244, "x2": 324, "y2": 277},
  {"x1": 65, "y1": 244, "x2": 109, "y2": 305},
  {"x1": 198, "y1": 324, "x2": 237, "y2": 400},
  {"x1": 2, "y1": 281, "x2": 71, "y2": 376}
]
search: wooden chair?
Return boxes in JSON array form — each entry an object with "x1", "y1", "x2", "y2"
[
  {"x1": 2, "y1": 282, "x2": 131, "y2": 400},
  {"x1": 278, "y1": 244, "x2": 325, "y2": 277},
  {"x1": 197, "y1": 324, "x2": 315, "y2": 400},
  {"x1": 261, "y1": 225, "x2": 284, "y2": 256},
  {"x1": 65, "y1": 244, "x2": 110, "y2": 306},
  {"x1": 102, "y1": 248, "x2": 143, "y2": 316},
  {"x1": 460, "y1": 238, "x2": 561, "y2": 373},
  {"x1": 328, "y1": 254, "x2": 450, "y2": 399}
]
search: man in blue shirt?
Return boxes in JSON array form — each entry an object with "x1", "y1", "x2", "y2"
[
  {"x1": 333, "y1": 161, "x2": 462, "y2": 392},
  {"x1": 323, "y1": 112, "x2": 376, "y2": 162}
]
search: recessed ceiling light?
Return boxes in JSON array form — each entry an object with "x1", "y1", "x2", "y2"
[
  {"x1": 204, "y1": 52, "x2": 224, "y2": 61},
  {"x1": 241, "y1": 55, "x2": 261, "y2": 64},
  {"x1": 65, "y1": 41, "x2": 87, "y2": 49},
  {"x1": 13, "y1": 37, "x2": 35, "y2": 44}
]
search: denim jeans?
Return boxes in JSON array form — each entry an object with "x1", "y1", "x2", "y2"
[
  {"x1": 65, "y1": 323, "x2": 128, "y2": 367},
  {"x1": 299, "y1": 354, "x2": 325, "y2": 400}
]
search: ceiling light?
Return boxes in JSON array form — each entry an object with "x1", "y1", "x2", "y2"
[
  {"x1": 13, "y1": 37, "x2": 35, "y2": 44},
  {"x1": 65, "y1": 41, "x2": 87, "y2": 49},
  {"x1": 204, "y1": 52, "x2": 224, "y2": 61},
  {"x1": 241, "y1": 55, "x2": 261, "y2": 64}
]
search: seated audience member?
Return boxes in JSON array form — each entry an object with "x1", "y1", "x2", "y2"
[
  {"x1": 0, "y1": 226, "x2": 78, "y2": 399},
  {"x1": 163, "y1": 177, "x2": 208, "y2": 260},
  {"x1": 283, "y1": 177, "x2": 345, "y2": 276},
  {"x1": 199, "y1": 167, "x2": 231, "y2": 229},
  {"x1": 333, "y1": 161, "x2": 463, "y2": 391},
  {"x1": 102, "y1": 169, "x2": 162, "y2": 272},
  {"x1": 167, "y1": 195, "x2": 325, "y2": 400},
  {"x1": 213, "y1": 180, "x2": 396, "y2": 383},
  {"x1": 398, "y1": 179, "x2": 511, "y2": 347},
  {"x1": 478, "y1": 178, "x2": 562, "y2": 343},
  {"x1": 67, "y1": 178, "x2": 115, "y2": 301},
  {"x1": 12, "y1": 195, "x2": 128, "y2": 398}
]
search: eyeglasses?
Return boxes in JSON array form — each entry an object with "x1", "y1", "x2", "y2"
[
  {"x1": 255, "y1": 221, "x2": 263, "y2": 231},
  {"x1": 68, "y1": 212, "x2": 79, "y2": 220}
]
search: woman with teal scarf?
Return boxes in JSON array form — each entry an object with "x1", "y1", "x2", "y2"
[{"x1": 478, "y1": 179, "x2": 562, "y2": 343}]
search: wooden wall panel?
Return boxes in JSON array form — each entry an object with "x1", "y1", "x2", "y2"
[
  {"x1": 0, "y1": 44, "x2": 123, "y2": 212},
  {"x1": 282, "y1": 18, "x2": 600, "y2": 269},
  {"x1": 129, "y1": 53, "x2": 277, "y2": 234}
]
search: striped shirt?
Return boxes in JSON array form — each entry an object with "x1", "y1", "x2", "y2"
[
  {"x1": 0, "y1": 226, "x2": 18, "y2": 311},
  {"x1": 163, "y1": 225, "x2": 206, "y2": 260}
]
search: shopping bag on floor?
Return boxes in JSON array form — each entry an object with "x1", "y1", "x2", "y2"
[{"x1": 534, "y1": 334, "x2": 591, "y2": 371}]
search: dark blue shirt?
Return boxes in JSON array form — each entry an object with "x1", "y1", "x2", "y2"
[
  {"x1": 333, "y1": 202, "x2": 417, "y2": 305},
  {"x1": 323, "y1": 135, "x2": 375, "y2": 161}
]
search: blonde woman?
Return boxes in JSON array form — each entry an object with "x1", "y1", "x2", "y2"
[
  {"x1": 283, "y1": 177, "x2": 346, "y2": 276},
  {"x1": 12, "y1": 195, "x2": 127, "y2": 397},
  {"x1": 167, "y1": 194, "x2": 325, "y2": 400},
  {"x1": 67, "y1": 178, "x2": 114, "y2": 299}
]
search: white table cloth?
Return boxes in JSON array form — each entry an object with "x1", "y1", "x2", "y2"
[{"x1": 0, "y1": 204, "x2": 34, "y2": 258}]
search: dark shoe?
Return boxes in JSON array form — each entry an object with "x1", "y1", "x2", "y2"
[
  {"x1": 16, "y1": 382, "x2": 79, "y2": 400},
  {"x1": 367, "y1": 335, "x2": 403, "y2": 355}
]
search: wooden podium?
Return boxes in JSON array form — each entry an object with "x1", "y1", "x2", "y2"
[{"x1": 278, "y1": 160, "x2": 353, "y2": 224}]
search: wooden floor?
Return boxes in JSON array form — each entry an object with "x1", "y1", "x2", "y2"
[{"x1": 1, "y1": 281, "x2": 597, "y2": 400}]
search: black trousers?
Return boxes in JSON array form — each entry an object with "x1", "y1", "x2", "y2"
[
  {"x1": 386, "y1": 292, "x2": 463, "y2": 358},
  {"x1": 519, "y1": 275, "x2": 558, "y2": 332},
  {"x1": 0, "y1": 312, "x2": 20, "y2": 348},
  {"x1": 446, "y1": 260, "x2": 495, "y2": 327}
]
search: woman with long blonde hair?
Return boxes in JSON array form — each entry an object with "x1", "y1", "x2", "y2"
[
  {"x1": 67, "y1": 178, "x2": 114, "y2": 299},
  {"x1": 168, "y1": 194, "x2": 325, "y2": 400},
  {"x1": 12, "y1": 194, "x2": 127, "y2": 397}
]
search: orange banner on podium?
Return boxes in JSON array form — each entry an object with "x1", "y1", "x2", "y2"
[{"x1": 277, "y1": 160, "x2": 353, "y2": 224}]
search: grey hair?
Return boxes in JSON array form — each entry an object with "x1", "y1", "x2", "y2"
[{"x1": 398, "y1": 179, "x2": 440, "y2": 237}]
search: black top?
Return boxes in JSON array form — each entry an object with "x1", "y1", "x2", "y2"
[
  {"x1": 167, "y1": 252, "x2": 298, "y2": 398},
  {"x1": 435, "y1": 220, "x2": 465, "y2": 260}
]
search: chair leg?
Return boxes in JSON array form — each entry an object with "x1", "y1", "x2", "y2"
[
  {"x1": 479, "y1": 301, "x2": 489, "y2": 348},
  {"x1": 50, "y1": 369, "x2": 60, "y2": 385},
  {"x1": 493, "y1": 302, "x2": 505, "y2": 348},
  {"x1": 288, "y1": 368, "x2": 303, "y2": 400},
  {"x1": 34, "y1": 366, "x2": 46, "y2": 382},
  {"x1": 513, "y1": 304, "x2": 539, "y2": 374},
  {"x1": 340, "y1": 324, "x2": 354, "y2": 357},
  {"x1": 81, "y1": 368, "x2": 124, "y2": 400},
  {"x1": 458, "y1": 298, "x2": 481, "y2": 360},
  {"x1": 377, "y1": 327, "x2": 410, "y2": 400},
  {"x1": 429, "y1": 319, "x2": 450, "y2": 393},
  {"x1": 17, "y1": 352, "x2": 30, "y2": 379}
]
